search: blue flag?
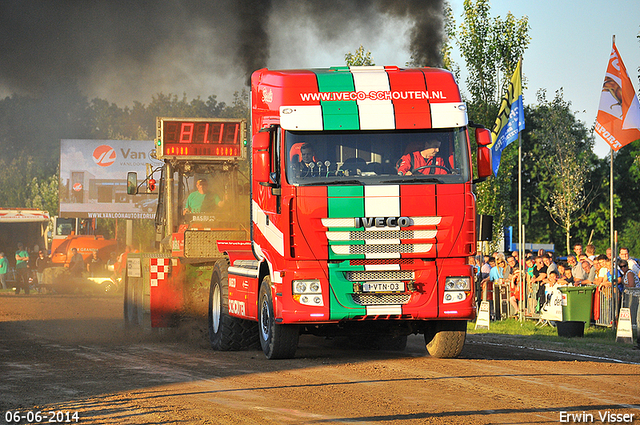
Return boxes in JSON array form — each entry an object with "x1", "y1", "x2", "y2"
[{"x1": 489, "y1": 60, "x2": 525, "y2": 176}]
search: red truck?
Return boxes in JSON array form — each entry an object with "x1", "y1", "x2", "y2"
[{"x1": 125, "y1": 66, "x2": 493, "y2": 359}]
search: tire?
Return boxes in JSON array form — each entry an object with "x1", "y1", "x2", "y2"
[
  {"x1": 258, "y1": 276, "x2": 299, "y2": 359},
  {"x1": 208, "y1": 260, "x2": 259, "y2": 351},
  {"x1": 123, "y1": 274, "x2": 137, "y2": 327},
  {"x1": 424, "y1": 320, "x2": 467, "y2": 358},
  {"x1": 123, "y1": 274, "x2": 150, "y2": 330},
  {"x1": 100, "y1": 280, "x2": 115, "y2": 293}
]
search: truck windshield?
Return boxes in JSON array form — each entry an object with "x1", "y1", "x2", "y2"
[{"x1": 284, "y1": 128, "x2": 471, "y2": 185}]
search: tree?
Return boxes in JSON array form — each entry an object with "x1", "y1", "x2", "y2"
[
  {"x1": 452, "y1": 0, "x2": 530, "y2": 251},
  {"x1": 345, "y1": 45, "x2": 375, "y2": 66},
  {"x1": 528, "y1": 90, "x2": 591, "y2": 255}
]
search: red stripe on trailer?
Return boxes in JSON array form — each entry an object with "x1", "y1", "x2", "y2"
[
  {"x1": 422, "y1": 68, "x2": 462, "y2": 103},
  {"x1": 400, "y1": 185, "x2": 437, "y2": 217},
  {"x1": 387, "y1": 68, "x2": 432, "y2": 129}
]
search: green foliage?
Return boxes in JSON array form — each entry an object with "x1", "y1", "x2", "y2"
[
  {"x1": 0, "y1": 155, "x2": 59, "y2": 214},
  {"x1": 441, "y1": 2, "x2": 457, "y2": 73},
  {"x1": 619, "y1": 220, "x2": 640, "y2": 255},
  {"x1": 515, "y1": 92, "x2": 610, "y2": 253},
  {"x1": 345, "y1": 45, "x2": 375, "y2": 66},
  {"x1": 457, "y1": 0, "x2": 530, "y2": 106},
  {"x1": 90, "y1": 90, "x2": 249, "y2": 141},
  {"x1": 452, "y1": 0, "x2": 530, "y2": 252},
  {"x1": 526, "y1": 90, "x2": 593, "y2": 255}
]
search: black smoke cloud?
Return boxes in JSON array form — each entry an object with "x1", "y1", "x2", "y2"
[{"x1": 0, "y1": 0, "x2": 443, "y2": 102}]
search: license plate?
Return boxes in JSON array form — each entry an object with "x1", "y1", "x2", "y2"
[{"x1": 362, "y1": 281, "x2": 404, "y2": 292}]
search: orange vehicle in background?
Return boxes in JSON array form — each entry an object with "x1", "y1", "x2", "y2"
[
  {"x1": 50, "y1": 235, "x2": 117, "y2": 266},
  {"x1": 48, "y1": 217, "x2": 117, "y2": 266}
]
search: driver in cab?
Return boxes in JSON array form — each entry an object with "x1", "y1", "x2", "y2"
[
  {"x1": 397, "y1": 139, "x2": 447, "y2": 175},
  {"x1": 183, "y1": 178, "x2": 224, "y2": 215}
]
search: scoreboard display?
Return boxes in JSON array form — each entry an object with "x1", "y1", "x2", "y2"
[{"x1": 156, "y1": 117, "x2": 246, "y2": 160}]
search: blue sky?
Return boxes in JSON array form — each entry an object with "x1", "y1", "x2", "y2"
[{"x1": 462, "y1": 0, "x2": 640, "y2": 158}]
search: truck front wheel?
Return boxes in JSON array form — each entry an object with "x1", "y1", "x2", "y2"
[
  {"x1": 208, "y1": 260, "x2": 258, "y2": 351},
  {"x1": 258, "y1": 276, "x2": 299, "y2": 359},
  {"x1": 424, "y1": 320, "x2": 466, "y2": 358}
]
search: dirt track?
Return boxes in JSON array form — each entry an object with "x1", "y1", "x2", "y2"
[{"x1": 1, "y1": 292, "x2": 640, "y2": 424}]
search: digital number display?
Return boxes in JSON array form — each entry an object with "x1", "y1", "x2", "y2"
[{"x1": 157, "y1": 118, "x2": 246, "y2": 160}]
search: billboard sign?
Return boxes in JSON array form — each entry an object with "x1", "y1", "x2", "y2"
[{"x1": 59, "y1": 139, "x2": 162, "y2": 219}]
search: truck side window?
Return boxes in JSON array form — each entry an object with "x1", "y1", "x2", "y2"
[{"x1": 271, "y1": 128, "x2": 280, "y2": 185}]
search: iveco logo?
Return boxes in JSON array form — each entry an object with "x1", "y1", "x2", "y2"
[{"x1": 355, "y1": 217, "x2": 411, "y2": 228}]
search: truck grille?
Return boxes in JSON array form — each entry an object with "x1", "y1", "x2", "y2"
[
  {"x1": 184, "y1": 230, "x2": 247, "y2": 258},
  {"x1": 346, "y1": 270, "x2": 414, "y2": 281},
  {"x1": 331, "y1": 244, "x2": 432, "y2": 255},
  {"x1": 326, "y1": 229, "x2": 436, "y2": 241},
  {"x1": 351, "y1": 293, "x2": 412, "y2": 305}
]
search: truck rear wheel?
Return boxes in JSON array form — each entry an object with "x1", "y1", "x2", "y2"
[
  {"x1": 258, "y1": 276, "x2": 299, "y2": 359},
  {"x1": 424, "y1": 321, "x2": 466, "y2": 358},
  {"x1": 123, "y1": 273, "x2": 150, "y2": 330},
  {"x1": 208, "y1": 260, "x2": 258, "y2": 351},
  {"x1": 123, "y1": 274, "x2": 135, "y2": 327}
]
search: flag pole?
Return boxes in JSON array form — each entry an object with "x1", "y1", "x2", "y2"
[
  {"x1": 517, "y1": 58, "x2": 524, "y2": 322},
  {"x1": 609, "y1": 35, "x2": 617, "y2": 331}
]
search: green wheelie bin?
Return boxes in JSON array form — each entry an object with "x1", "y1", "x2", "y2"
[{"x1": 556, "y1": 285, "x2": 596, "y2": 337}]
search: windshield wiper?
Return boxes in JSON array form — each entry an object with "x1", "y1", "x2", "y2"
[
  {"x1": 380, "y1": 178, "x2": 443, "y2": 184},
  {"x1": 303, "y1": 179, "x2": 364, "y2": 186}
]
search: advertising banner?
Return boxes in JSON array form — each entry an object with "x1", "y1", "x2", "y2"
[{"x1": 59, "y1": 139, "x2": 161, "y2": 219}]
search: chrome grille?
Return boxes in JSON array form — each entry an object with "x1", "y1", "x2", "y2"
[
  {"x1": 351, "y1": 293, "x2": 412, "y2": 305},
  {"x1": 348, "y1": 244, "x2": 415, "y2": 254},
  {"x1": 350, "y1": 230, "x2": 414, "y2": 240},
  {"x1": 346, "y1": 270, "x2": 414, "y2": 281},
  {"x1": 184, "y1": 230, "x2": 247, "y2": 258}
]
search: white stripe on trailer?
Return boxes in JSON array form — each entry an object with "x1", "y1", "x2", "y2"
[
  {"x1": 412, "y1": 216, "x2": 442, "y2": 226},
  {"x1": 322, "y1": 217, "x2": 357, "y2": 228},
  {"x1": 364, "y1": 185, "x2": 400, "y2": 217},
  {"x1": 279, "y1": 105, "x2": 324, "y2": 131},
  {"x1": 351, "y1": 67, "x2": 395, "y2": 130},
  {"x1": 252, "y1": 200, "x2": 285, "y2": 257},
  {"x1": 429, "y1": 102, "x2": 468, "y2": 128},
  {"x1": 363, "y1": 185, "x2": 400, "y2": 257}
]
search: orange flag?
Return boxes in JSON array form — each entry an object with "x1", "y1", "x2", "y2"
[{"x1": 595, "y1": 42, "x2": 640, "y2": 151}]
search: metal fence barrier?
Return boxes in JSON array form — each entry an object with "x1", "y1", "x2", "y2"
[
  {"x1": 595, "y1": 286, "x2": 615, "y2": 327},
  {"x1": 621, "y1": 288, "x2": 640, "y2": 337},
  {"x1": 486, "y1": 275, "x2": 639, "y2": 334}
]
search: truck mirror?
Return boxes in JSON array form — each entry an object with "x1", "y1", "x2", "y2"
[
  {"x1": 127, "y1": 172, "x2": 138, "y2": 195},
  {"x1": 475, "y1": 127, "x2": 492, "y2": 146},
  {"x1": 253, "y1": 151, "x2": 270, "y2": 182},
  {"x1": 253, "y1": 131, "x2": 271, "y2": 149},
  {"x1": 476, "y1": 145, "x2": 493, "y2": 180}
]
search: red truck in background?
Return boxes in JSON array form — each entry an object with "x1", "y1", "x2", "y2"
[{"x1": 125, "y1": 66, "x2": 493, "y2": 359}]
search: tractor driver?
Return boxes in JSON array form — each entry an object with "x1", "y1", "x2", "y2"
[{"x1": 183, "y1": 178, "x2": 224, "y2": 214}]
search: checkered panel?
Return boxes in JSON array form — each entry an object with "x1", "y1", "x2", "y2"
[{"x1": 150, "y1": 258, "x2": 170, "y2": 287}]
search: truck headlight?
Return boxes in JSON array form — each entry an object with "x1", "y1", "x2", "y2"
[
  {"x1": 445, "y1": 277, "x2": 471, "y2": 291},
  {"x1": 293, "y1": 279, "x2": 323, "y2": 306},
  {"x1": 443, "y1": 276, "x2": 471, "y2": 304},
  {"x1": 293, "y1": 279, "x2": 321, "y2": 294}
]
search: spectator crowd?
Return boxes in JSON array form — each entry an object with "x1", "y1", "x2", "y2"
[{"x1": 475, "y1": 243, "x2": 640, "y2": 319}]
